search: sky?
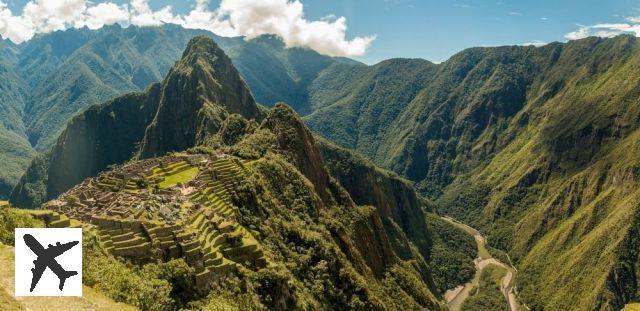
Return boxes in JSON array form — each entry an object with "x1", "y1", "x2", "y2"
[{"x1": 1, "y1": 0, "x2": 639, "y2": 64}]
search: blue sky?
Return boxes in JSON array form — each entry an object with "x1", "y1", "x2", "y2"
[
  {"x1": 3, "y1": 0, "x2": 640, "y2": 64},
  {"x1": 300, "y1": 0, "x2": 640, "y2": 63}
]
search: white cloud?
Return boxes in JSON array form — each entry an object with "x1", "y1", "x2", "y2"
[
  {"x1": 80, "y1": 2, "x2": 129, "y2": 30},
  {"x1": 129, "y1": 0, "x2": 181, "y2": 26},
  {"x1": 522, "y1": 40, "x2": 546, "y2": 47},
  {"x1": 180, "y1": 0, "x2": 235, "y2": 36},
  {"x1": 0, "y1": 0, "x2": 374, "y2": 57},
  {"x1": 0, "y1": 2, "x2": 34, "y2": 42},
  {"x1": 565, "y1": 17, "x2": 640, "y2": 40},
  {"x1": 23, "y1": 0, "x2": 87, "y2": 32},
  {"x1": 208, "y1": 0, "x2": 375, "y2": 57}
]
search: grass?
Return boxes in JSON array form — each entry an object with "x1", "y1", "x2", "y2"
[
  {"x1": 0, "y1": 204, "x2": 44, "y2": 245},
  {"x1": 0, "y1": 288, "x2": 23, "y2": 311},
  {"x1": 0, "y1": 244, "x2": 137, "y2": 311},
  {"x1": 158, "y1": 167, "x2": 199, "y2": 189}
]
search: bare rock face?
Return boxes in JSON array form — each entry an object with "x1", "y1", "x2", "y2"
[
  {"x1": 141, "y1": 37, "x2": 260, "y2": 158},
  {"x1": 260, "y1": 103, "x2": 335, "y2": 204},
  {"x1": 317, "y1": 139, "x2": 433, "y2": 258}
]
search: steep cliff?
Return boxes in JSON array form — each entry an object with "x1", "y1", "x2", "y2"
[{"x1": 316, "y1": 138, "x2": 433, "y2": 262}]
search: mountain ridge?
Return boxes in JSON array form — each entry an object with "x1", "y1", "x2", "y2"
[
  {"x1": 304, "y1": 34, "x2": 640, "y2": 309},
  {"x1": 0, "y1": 24, "x2": 356, "y2": 198},
  {"x1": 8, "y1": 36, "x2": 448, "y2": 309}
]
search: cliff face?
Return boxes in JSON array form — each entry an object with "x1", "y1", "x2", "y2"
[
  {"x1": 10, "y1": 86, "x2": 161, "y2": 207},
  {"x1": 141, "y1": 37, "x2": 260, "y2": 157},
  {"x1": 259, "y1": 104, "x2": 335, "y2": 204},
  {"x1": 49, "y1": 87, "x2": 162, "y2": 198},
  {"x1": 316, "y1": 138, "x2": 432, "y2": 261}
]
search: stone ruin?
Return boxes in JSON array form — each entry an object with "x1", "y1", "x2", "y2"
[{"x1": 35, "y1": 153, "x2": 267, "y2": 289}]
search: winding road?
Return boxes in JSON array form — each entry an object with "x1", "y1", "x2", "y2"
[{"x1": 441, "y1": 216, "x2": 520, "y2": 311}]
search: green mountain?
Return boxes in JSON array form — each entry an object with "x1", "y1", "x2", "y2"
[
  {"x1": 9, "y1": 36, "x2": 449, "y2": 309},
  {"x1": 226, "y1": 35, "x2": 360, "y2": 114},
  {"x1": 8, "y1": 23, "x2": 640, "y2": 309},
  {"x1": 0, "y1": 59, "x2": 34, "y2": 198},
  {"x1": 140, "y1": 36, "x2": 262, "y2": 158},
  {"x1": 0, "y1": 24, "x2": 354, "y2": 198},
  {"x1": 304, "y1": 35, "x2": 640, "y2": 309}
]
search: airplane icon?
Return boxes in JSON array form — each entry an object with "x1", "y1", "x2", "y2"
[{"x1": 23, "y1": 234, "x2": 79, "y2": 292}]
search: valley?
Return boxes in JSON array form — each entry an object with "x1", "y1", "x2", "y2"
[{"x1": 0, "y1": 19, "x2": 639, "y2": 310}]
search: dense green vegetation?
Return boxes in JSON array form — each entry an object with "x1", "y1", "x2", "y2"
[
  {"x1": 301, "y1": 34, "x2": 640, "y2": 309},
  {"x1": 462, "y1": 264, "x2": 508, "y2": 311},
  {"x1": 0, "y1": 202, "x2": 43, "y2": 245},
  {"x1": 0, "y1": 24, "x2": 353, "y2": 198},
  {"x1": 426, "y1": 214, "x2": 476, "y2": 293},
  {"x1": 8, "y1": 39, "x2": 451, "y2": 309},
  {"x1": 0, "y1": 60, "x2": 34, "y2": 198}
]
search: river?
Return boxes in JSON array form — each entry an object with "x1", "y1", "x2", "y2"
[{"x1": 441, "y1": 216, "x2": 520, "y2": 311}]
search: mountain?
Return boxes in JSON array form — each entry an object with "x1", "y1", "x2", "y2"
[
  {"x1": 305, "y1": 35, "x2": 640, "y2": 309},
  {"x1": 9, "y1": 36, "x2": 448, "y2": 309},
  {"x1": 226, "y1": 35, "x2": 360, "y2": 114},
  {"x1": 140, "y1": 36, "x2": 261, "y2": 157},
  {"x1": 0, "y1": 59, "x2": 34, "y2": 198},
  {"x1": 10, "y1": 37, "x2": 261, "y2": 207},
  {"x1": 19, "y1": 25, "x2": 240, "y2": 151},
  {"x1": 0, "y1": 24, "x2": 355, "y2": 198}
]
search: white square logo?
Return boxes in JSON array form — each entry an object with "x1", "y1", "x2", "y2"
[{"x1": 14, "y1": 228, "x2": 82, "y2": 296}]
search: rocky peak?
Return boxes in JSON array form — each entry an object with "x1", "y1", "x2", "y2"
[
  {"x1": 260, "y1": 103, "x2": 334, "y2": 203},
  {"x1": 141, "y1": 36, "x2": 260, "y2": 157}
]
